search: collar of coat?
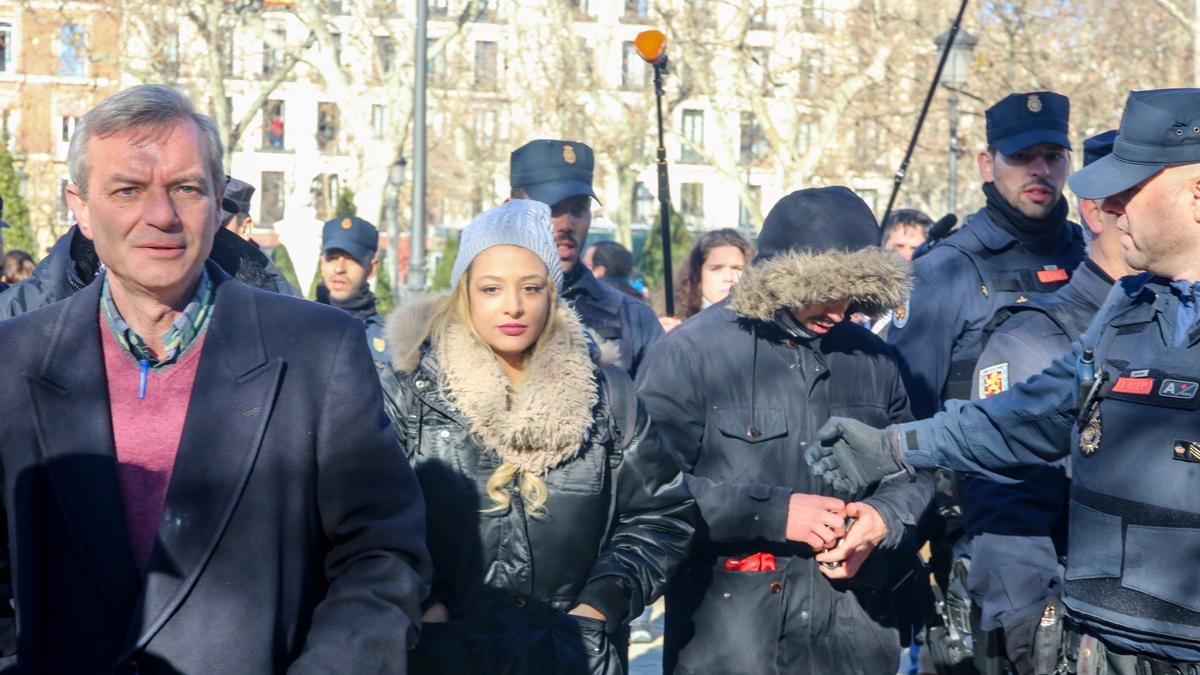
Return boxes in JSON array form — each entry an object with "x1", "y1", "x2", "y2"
[
  {"x1": 729, "y1": 247, "x2": 912, "y2": 321},
  {"x1": 387, "y1": 295, "x2": 601, "y2": 476}
]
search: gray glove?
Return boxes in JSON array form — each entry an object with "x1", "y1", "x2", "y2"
[{"x1": 806, "y1": 417, "x2": 905, "y2": 493}]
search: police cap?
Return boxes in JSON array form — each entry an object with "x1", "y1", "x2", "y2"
[
  {"x1": 221, "y1": 177, "x2": 255, "y2": 220},
  {"x1": 1082, "y1": 129, "x2": 1117, "y2": 168},
  {"x1": 322, "y1": 215, "x2": 379, "y2": 262},
  {"x1": 510, "y1": 139, "x2": 599, "y2": 207},
  {"x1": 986, "y1": 91, "x2": 1071, "y2": 155},
  {"x1": 1070, "y1": 89, "x2": 1200, "y2": 199}
]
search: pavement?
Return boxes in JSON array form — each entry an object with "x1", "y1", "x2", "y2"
[{"x1": 627, "y1": 599, "x2": 665, "y2": 675}]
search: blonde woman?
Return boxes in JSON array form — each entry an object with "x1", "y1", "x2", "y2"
[{"x1": 382, "y1": 199, "x2": 695, "y2": 674}]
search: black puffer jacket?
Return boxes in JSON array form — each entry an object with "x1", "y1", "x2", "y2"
[
  {"x1": 381, "y1": 297, "x2": 696, "y2": 674},
  {"x1": 0, "y1": 225, "x2": 297, "y2": 319}
]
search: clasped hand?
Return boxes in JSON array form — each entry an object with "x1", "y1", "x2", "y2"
[{"x1": 785, "y1": 494, "x2": 887, "y2": 579}]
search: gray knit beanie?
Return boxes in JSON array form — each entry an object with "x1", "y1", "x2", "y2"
[{"x1": 451, "y1": 199, "x2": 563, "y2": 290}]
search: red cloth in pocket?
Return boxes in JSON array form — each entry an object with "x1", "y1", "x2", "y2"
[{"x1": 724, "y1": 552, "x2": 776, "y2": 572}]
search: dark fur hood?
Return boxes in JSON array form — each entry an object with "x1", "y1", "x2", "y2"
[{"x1": 729, "y1": 247, "x2": 911, "y2": 321}]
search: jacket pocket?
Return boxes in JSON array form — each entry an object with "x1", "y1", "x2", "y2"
[
  {"x1": 1064, "y1": 502, "x2": 1122, "y2": 581},
  {"x1": 1123, "y1": 525, "x2": 1200, "y2": 612},
  {"x1": 673, "y1": 560, "x2": 786, "y2": 675},
  {"x1": 714, "y1": 407, "x2": 788, "y2": 443}
]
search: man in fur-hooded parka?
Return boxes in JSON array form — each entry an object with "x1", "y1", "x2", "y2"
[{"x1": 637, "y1": 187, "x2": 935, "y2": 675}]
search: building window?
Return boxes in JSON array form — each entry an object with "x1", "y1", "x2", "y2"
[
  {"x1": 474, "y1": 41, "x2": 498, "y2": 90},
  {"x1": 622, "y1": 0, "x2": 650, "y2": 22},
  {"x1": 57, "y1": 178, "x2": 72, "y2": 225},
  {"x1": 749, "y1": 0, "x2": 768, "y2": 27},
  {"x1": 473, "y1": 109, "x2": 499, "y2": 157},
  {"x1": 680, "y1": 109, "x2": 704, "y2": 163},
  {"x1": 632, "y1": 182, "x2": 654, "y2": 224},
  {"x1": 568, "y1": 0, "x2": 593, "y2": 20},
  {"x1": 317, "y1": 102, "x2": 339, "y2": 154},
  {"x1": 680, "y1": 182, "x2": 704, "y2": 220},
  {"x1": 430, "y1": 0, "x2": 449, "y2": 17},
  {"x1": 260, "y1": 171, "x2": 285, "y2": 228},
  {"x1": 372, "y1": 104, "x2": 386, "y2": 137},
  {"x1": 262, "y1": 25, "x2": 286, "y2": 78},
  {"x1": 739, "y1": 185, "x2": 762, "y2": 230},
  {"x1": 740, "y1": 112, "x2": 766, "y2": 164},
  {"x1": 262, "y1": 100, "x2": 285, "y2": 150},
  {"x1": 312, "y1": 173, "x2": 339, "y2": 221},
  {"x1": 328, "y1": 29, "x2": 342, "y2": 67},
  {"x1": 59, "y1": 23, "x2": 85, "y2": 77},
  {"x1": 472, "y1": 0, "x2": 499, "y2": 21},
  {"x1": 375, "y1": 35, "x2": 396, "y2": 76},
  {"x1": 856, "y1": 118, "x2": 879, "y2": 164},
  {"x1": 797, "y1": 120, "x2": 814, "y2": 154},
  {"x1": 60, "y1": 116, "x2": 78, "y2": 144},
  {"x1": 0, "y1": 21, "x2": 14, "y2": 73},
  {"x1": 621, "y1": 41, "x2": 648, "y2": 89},
  {"x1": 801, "y1": 0, "x2": 825, "y2": 21},
  {"x1": 427, "y1": 38, "x2": 445, "y2": 86}
]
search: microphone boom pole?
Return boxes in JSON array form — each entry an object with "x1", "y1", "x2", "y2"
[{"x1": 880, "y1": 0, "x2": 971, "y2": 229}]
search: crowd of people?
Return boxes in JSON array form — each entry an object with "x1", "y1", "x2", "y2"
[{"x1": 2, "y1": 79, "x2": 1200, "y2": 675}]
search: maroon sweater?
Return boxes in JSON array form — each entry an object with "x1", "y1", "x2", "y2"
[{"x1": 100, "y1": 317, "x2": 206, "y2": 572}]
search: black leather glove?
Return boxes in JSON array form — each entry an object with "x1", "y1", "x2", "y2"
[{"x1": 806, "y1": 417, "x2": 905, "y2": 493}]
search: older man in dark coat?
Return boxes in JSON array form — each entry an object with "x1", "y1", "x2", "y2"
[
  {"x1": 0, "y1": 84, "x2": 430, "y2": 673},
  {"x1": 637, "y1": 187, "x2": 934, "y2": 675}
]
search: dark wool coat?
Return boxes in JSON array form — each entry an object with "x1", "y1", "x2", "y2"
[
  {"x1": 637, "y1": 248, "x2": 936, "y2": 675},
  {"x1": 0, "y1": 266, "x2": 430, "y2": 674}
]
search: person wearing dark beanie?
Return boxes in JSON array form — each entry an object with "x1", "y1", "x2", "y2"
[{"x1": 637, "y1": 186, "x2": 935, "y2": 674}]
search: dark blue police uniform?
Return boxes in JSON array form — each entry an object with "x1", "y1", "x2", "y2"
[
  {"x1": 962, "y1": 134, "x2": 1119, "y2": 658},
  {"x1": 511, "y1": 139, "x2": 663, "y2": 377},
  {"x1": 316, "y1": 215, "x2": 391, "y2": 370},
  {"x1": 888, "y1": 92, "x2": 1085, "y2": 419},
  {"x1": 893, "y1": 89, "x2": 1200, "y2": 669}
]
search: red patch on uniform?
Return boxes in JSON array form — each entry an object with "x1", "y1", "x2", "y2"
[
  {"x1": 1037, "y1": 268, "x2": 1069, "y2": 283},
  {"x1": 1112, "y1": 377, "x2": 1154, "y2": 395}
]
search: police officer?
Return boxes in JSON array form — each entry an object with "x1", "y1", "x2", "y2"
[
  {"x1": 316, "y1": 215, "x2": 390, "y2": 370},
  {"x1": 509, "y1": 139, "x2": 663, "y2": 378},
  {"x1": 810, "y1": 87, "x2": 1200, "y2": 675},
  {"x1": 964, "y1": 130, "x2": 1138, "y2": 675},
  {"x1": 889, "y1": 91, "x2": 1085, "y2": 418}
]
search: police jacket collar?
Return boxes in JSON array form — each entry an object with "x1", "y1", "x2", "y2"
[
  {"x1": 966, "y1": 208, "x2": 1078, "y2": 254},
  {"x1": 563, "y1": 263, "x2": 623, "y2": 314},
  {"x1": 1072, "y1": 259, "x2": 1118, "y2": 310}
]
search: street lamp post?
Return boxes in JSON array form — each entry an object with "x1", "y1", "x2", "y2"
[
  {"x1": 934, "y1": 29, "x2": 977, "y2": 217},
  {"x1": 385, "y1": 157, "x2": 406, "y2": 302},
  {"x1": 408, "y1": 0, "x2": 429, "y2": 293}
]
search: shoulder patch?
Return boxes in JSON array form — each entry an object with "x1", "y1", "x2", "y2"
[
  {"x1": 892, "y1": 297, "x2": 910, "y2": 329},
  {"x1": 978, "y1": 362, "x2": 1010, "y2": 399}
]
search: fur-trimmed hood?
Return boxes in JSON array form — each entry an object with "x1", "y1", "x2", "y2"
[
  {"x1": 386, "y1": 296, "x2": 601, "y2": 476},
  {"x1": 729, "y1": 247, "x2": 911, "y2": 321}
]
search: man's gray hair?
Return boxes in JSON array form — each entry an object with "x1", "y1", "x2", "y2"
[{"x1": 68, "y1": 84, "x2": 224, "y2": 196}]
